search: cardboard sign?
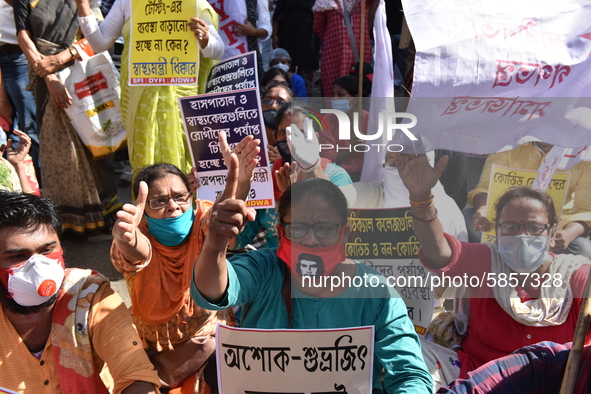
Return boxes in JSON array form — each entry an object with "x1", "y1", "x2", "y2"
[
  {"x1": 130, "y1": 0, "x2": 199, "y2": 85},
  {"x1": 346, "y1": 208, "x2": 435, "y2": 337},
  {"x1": 179, "y1": 89, "x2": 274, "y2": 208},
  {"x1": 216, "y1": 324, "x2": 374, "y2": 394}
]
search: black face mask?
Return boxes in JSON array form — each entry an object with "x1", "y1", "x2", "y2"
[
  {"x1": 263, "y1": 109, "x2": 278, "y2": 130},
  {"x1": 275, "y1": 141, "x2": 292, "y2": 163}
]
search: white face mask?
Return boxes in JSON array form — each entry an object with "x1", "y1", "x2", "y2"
[
  {"x1": 273, "y1": 63, "x2": 290, "y2": 73},
  {"x1": 331, "y1": 98, "x2": 352, "y2": 113},
  {"x1": 497, "y1": 235, "x2": 550, "y2": 273},
  {"x1": 383, "y1": 166, "x2": 410, "y2": 208},
  {"x1": 5, "y1": 254, "x2": 65, "y2": 306}
]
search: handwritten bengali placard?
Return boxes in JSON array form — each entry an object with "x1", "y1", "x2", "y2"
[
  {"x1": 130, "y1": 0, "x2": 199, "y2": 85},
  {"x1": 481, "y1": 164, "x2": 571, "y2": 242},
  {"x1": 397, "y1": 0, "x2": 591, "y2": 154},
  {"x1": 346, "y1": 208, "x2": 417, "y2": 260},
  {"x1": 179, "y1": 88, "x2": 274, "y2": 209},
  {"x1": 346, "y1": 208, "x2": 434, "y2": 337},
  {"x1": 206, "y1": 51, "x2": 258, "y2": 93},
  {"x1": 216, "y1": 324, "x2": 374, "y2": 394}
]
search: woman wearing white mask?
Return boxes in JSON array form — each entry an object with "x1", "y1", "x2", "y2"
[
  {"x1": 319, "y1": 75, "x2": 369, "y2": 182},
  {"x1": 392, "y1": 151, "x2": 591, "y2": 380},
  {"x1": 268, "y1": 48, "x2": 308, "y2": 98}
]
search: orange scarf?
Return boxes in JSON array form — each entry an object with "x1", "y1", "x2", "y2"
[
  {"x1": 52, "y1": 269, "x2": 110, "y2": 394},
  {"x1": 132, "y1": 200, "x2": 212, "y2": 325}
]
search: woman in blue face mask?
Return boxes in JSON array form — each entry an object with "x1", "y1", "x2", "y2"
[
  {"x1": 109, "y1": 135, "x2": 260, "y2": 392},
  {"x1": 318, "y1": 75, "x2": 369, "y2": 182},
  {"x1": 393, "y1": 152, "x2": 591, "y2": 383}
]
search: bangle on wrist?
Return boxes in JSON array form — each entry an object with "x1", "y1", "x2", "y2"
[
  {"x1": 68, "y1": 45, "x2": 79, "y2": 59},
  {"x1": 410, "y1": 207, "x2": 438, "y2": 222},
  {"x1": 298, "y1": 159, "x2": 320, "y2": 173},
  {"x1": 409, "y1": 194, "x2": 434, "y2": 209}
]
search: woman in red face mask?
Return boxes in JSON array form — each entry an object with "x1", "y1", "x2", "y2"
[{"x1": 191, "y1": 168, "x2": 433, "y2": 393}]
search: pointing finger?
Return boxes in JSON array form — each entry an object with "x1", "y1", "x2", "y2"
[{"x1": 220, "y1": 153, "x2": 239, "y2": 201}]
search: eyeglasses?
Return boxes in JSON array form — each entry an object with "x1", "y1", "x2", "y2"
[
  {"x1": 282, "y1": 223, "x2": 340, "y2": 238},
  {"x1": 148, "y1": 192, "x2": 192, "y2": 209},
  {"x1": 274, "y1": 128, "x2": 287, "y2": 141},
  {"x1": 497, "y1": 222, "x2": 551, "y2": 236},
  {"x1": 262, "y1": 98, "x2": 287, "y2": 107}
]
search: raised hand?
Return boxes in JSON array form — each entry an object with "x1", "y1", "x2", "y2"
[
  {"x1": 286, "y1": 121, "x2": 319, "y2": 170},
  {"x1": 113, "y1": 181, "x2": 148, "y2": 244},
  {"x1": 472, "y1": 205, "x2": 494, "y2": 232},
  {"x1": 392, "y1": 152, "x2": 448, "y2": 200},
  {"x1": 5, "y1": 130, "x2": 31, "y2": 167},
  {"x1": 268, "y1": 145, "x2": 281, "y2": 163},
  {"x1": 219, "y1": 131, "x2": 261, "y2": 185},
  {"x1": 187, "y1": 167, "x2": 201, "y2": 194},
  {"x1": 207, "y1": 153, "x2": 256, "y2": 251},
  {"x1": 275, "y1": 161, "x2": 292, "y2": 192}
]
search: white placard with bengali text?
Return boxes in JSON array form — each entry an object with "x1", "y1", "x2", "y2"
[{"x1": 216, "y1": 324, "x2": 374, "y2": 394}]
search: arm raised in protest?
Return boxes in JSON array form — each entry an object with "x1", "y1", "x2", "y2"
[
  {"x1": 194, "y1": 154, "x2": 256, "y2": 302},
  {"x1": 219, "y1": 131, "x2": 261, "y2": 201},
  {"x1": 393, "y1": 152, "x2": 451, "y2": 268}
]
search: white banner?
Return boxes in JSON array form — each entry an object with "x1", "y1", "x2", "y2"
[
  {"x1": 398, "y1": 0, "x2": 591, "y2": 154},
  {"x1": 216, "y1": 324, "x2": 374, "y2": 394}
]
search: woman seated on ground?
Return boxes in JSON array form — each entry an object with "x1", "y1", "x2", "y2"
[
  {"x1": 110, "y1": 135, "x2": 259, "y2": 393},
  {"x1": 393, "y1": 152, "x2": 591, "y2": 378},
  {"x1": 191, "y1": 170, "x2": 434, "y2": 393}
]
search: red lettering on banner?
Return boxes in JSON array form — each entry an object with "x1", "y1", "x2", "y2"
[
  {"x1": 220, "y1": 22, "x2": 238, "y2": 46},
  {"x1": 235, "y1": 42, "x2": 247, "y2": 54},
  {"x1": 208, "y1": 0, "x2": 229, "y2": 22},
  {"x1": 74, "y1": 72, "x2": 108, "y2": 99}
]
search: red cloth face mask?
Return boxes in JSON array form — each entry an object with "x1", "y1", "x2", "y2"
[{"x1": 276, "y1": 226, "x2": 346, "y2": 278}]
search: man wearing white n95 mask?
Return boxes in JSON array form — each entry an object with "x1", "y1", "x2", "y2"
[{"x1": 0, "y1": 191, "x2": 159, "y2": 394}]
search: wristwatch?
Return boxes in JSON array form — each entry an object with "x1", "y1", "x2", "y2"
[{"x1": 68, "y1": 45, "x2": 79, "y2": 59}]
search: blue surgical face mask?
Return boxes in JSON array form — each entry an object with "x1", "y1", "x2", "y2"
[
  {"x1": 273, "y1": 63, "x2": 290, "y2": 73},
  {"x1": 145, "y1": 208, "x2": 194, "y2": 246},
  {"x1": 497, "y1": 235, "x2": 550, "y2": 273},
  {"x1": 331, "y1": 98, "x2": 352, "y2": 113}
]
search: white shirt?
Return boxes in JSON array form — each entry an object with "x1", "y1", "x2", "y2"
[
  {"x1": 0, "y1": 0, "x2": 18, "y2": 46},
  {"x1": 78, "y1": 0, "x2": 224, "y2": 60},
  {"x1": 216, "y1": 0, "x2": 271, "y2": 60}
]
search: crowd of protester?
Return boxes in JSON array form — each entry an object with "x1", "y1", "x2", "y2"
[{"x1": 1, "y1": 0, "x2": 591, "y2": 392}]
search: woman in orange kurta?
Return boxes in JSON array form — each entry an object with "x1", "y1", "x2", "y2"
[{"x1": 110, "y1": 163, "x2": 232, "y2": 394}]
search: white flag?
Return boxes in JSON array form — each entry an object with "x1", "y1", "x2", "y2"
[{"x1": 360, "y1": 0, "x2": 395, "y2": 182}]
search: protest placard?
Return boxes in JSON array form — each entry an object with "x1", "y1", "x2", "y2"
[
  {"x1": 481, "y1": 164, "x2": 571, "y2": 242},
  {"x1": 129, "y1": 0, "x2": 199, "y2": 85},
  {"x1": 179, "y1": 88, "x2": 274, "y2": 208},
  {"x1": 346, "y1": 208, "x2": 434, "y2": 337},
  {"x1": 398, "y1": 0, "x2": 591, "y2": 154},
  {"x1": 206, "y1": 51, "x2": 258, "y2": 93},
  {"x1": 216, "y1": 324, "x2": 374, "y2": 394}
]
